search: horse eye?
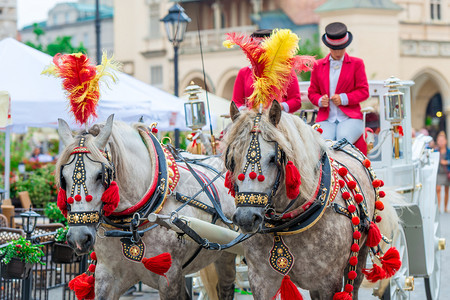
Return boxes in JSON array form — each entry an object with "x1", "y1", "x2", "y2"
[
  {"x1": 269, "y1": 155, "x2": 276, "y2": 164},
  {"x1": 96, "y1": 173, "x2": 103, "y2": 181}
]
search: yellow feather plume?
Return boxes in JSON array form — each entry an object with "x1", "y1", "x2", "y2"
[{"x1": 248, "y1": 29, "x2": 300, "y2": 109}]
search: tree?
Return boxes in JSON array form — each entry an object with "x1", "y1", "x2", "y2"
[
  {"x1": 297, "y1": 33, "x2": 324, "y2": 81},
  {"x1": 24, "y1": 23, "x2": 87, "y2": 56}
]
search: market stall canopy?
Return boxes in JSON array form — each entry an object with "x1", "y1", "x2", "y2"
[{"x1": 0, "y1": 38, "x2": 193, "y2": 131}]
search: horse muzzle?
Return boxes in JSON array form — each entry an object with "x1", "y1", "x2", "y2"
[
  {"x1": 232, "y1": 207, "x2": 264, "y2": 234},
  {"x1": 67, "y1": 226, "x2": 96, "y2": 255}
]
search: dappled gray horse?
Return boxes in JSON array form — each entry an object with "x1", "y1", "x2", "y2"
[
  {"x1": 56, "y1": 115, "x2": 236, "y2": 299},
  {"x1": 223, "y1": 101, "x2": 399, "y2": 300}
]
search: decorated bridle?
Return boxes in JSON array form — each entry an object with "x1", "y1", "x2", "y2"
[{"x1": 58, "y1": 136, "x2": 119, "y2": 226}]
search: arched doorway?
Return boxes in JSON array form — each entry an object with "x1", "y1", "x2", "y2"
[{"x1": 425, "y1": 93, "x2": 446, "y2": 138}]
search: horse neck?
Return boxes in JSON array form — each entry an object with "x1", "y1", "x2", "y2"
[{"x1": 113, "y1": 127, "x2": 153, "y2": 212}]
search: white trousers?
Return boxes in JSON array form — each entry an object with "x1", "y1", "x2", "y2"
[{"x1": 317, "y1": 118, "x2": 364, "y2": 144}]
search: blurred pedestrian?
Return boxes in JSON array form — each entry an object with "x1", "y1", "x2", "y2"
[{"x1": 435, "y1": 131, "x2": 450, "y2": 212}]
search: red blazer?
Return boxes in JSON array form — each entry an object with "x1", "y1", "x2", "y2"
[
  {"x1": 232, "y1": 67, "x2": 302, "y2": 112},
  {"x1": 308, "y1": 53, "x2": 369, "y2": 122}
]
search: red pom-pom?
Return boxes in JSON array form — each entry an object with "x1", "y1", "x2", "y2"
[
  {"x1": 348, "y1": 204, "x2": 356, "y2": 213},
  {"x1": 351, "y1": 243, "x2": 360, "y2": 252},
  {"x1": 224, "y1": 171, "x2": 235, "y2": 197},
  {"x1": 344, "y1": 284, "x2": 354, "y2": 293},
  {"x1": 366, "y1": 222, "x2": 382, "y2": 247},
  {"x1": 338, "y1": 180, "x2": 345, "y2": 188},
  {"x1": 349, "y1": 256, "x2": 358, "y2": 266},
  {"x1": 348, "y1": 270, "x2": 357, "y2": 280},
  {"x1": 101, "y1": 181, "x2": 120, "y2": 216},
  {"x1": 238, "y1": 173, "x2": 245, "y2": 181},
  {"x1": 285, "y1": 161, "x2": 301, "y2": 200},
  {"x1": 90, "y1": 251, "x2": 97, "y2": 261},
  {"x1": 372, "y1": 179, "x2": 381, "y2": 188},
  {"x1": 380, "y1": 247, "x2": 401, "y2": 277},
  {"x1": 375, "y1": 216, "x2": 382, "y2": 223},
  {"x1": 362, "y1": 264, "x2": 386, "y2": 283},
  {"x1": 352, "y1": 216, "x2": 360, "y2": 225},
  {"x1": 75, "y1": 194, "x2": 82, "y2": 201},
  {"x1": 347, "y1": 181, "x2": 357, "y2": 190},
  {"x1": 353, "y1": 231, "x2": 361, "y2": 240},
  {"x1": 258, "y1": 174, "x2": 265, "y2": 182},
  {"x1": 317, "y1": 128, "x2": 323, "y2": 134},
  {"x1": 88, "y1": 264, "x2": 96, "y2": 273},
  {"x1": 363, "y1": 159, "x2": 371, "y2": 168},
  {"x1": 342, "y1": 192, "x2": 351, "y2": 200},
  {"x1": 338, "y1": 167, "x2": 348, "y2": 177},
  {"x1": 86, "y1": 195, "x2": 93, "y2": 202},
  {"x1": 379, "y1": 191, "x2": 386, "y2": 198},
  {"x1": 86, "y1": 275, "x2": 95, "y2": 284},
  {"x1": 333, "y1": 291, "x2": 352, "y2": 300},
  {"x1": 151, "y1": 127, "x2": 158, "y2": 134},
  {"x1": 271, "y1": 275, "x2": 303, "y2": 300},
  {"x1": 142, "y1": 252, "x2": 172, "y2": 276},
  {"x1": 67, "y1": 197, "x2": 74, "y2": 204},
  {"x1": 249, "y1": 171, "x2": 257, "y2": 180},
  {"x1": 354, "y1": 194, "x2": 363, "y2": 203},
  {"x1": 57, "y1": 188, "x2": 68, "y2": 217},
  {"x1": 375, "y1": 201, "x2": 384, "y2": 211},
  {"x1": 380, "y1": 180, "x2": 384, "y2": 187},
  {"x1": 69, "y1": 273, "x2": 95, "y2": 300}
]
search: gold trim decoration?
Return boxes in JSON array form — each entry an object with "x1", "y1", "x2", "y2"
[
  {"x1": 235, "y1": 192, "x2": 269, "y2": 207},
  {"x1": 269, "y1": 235, "x2": 294, "y2": 275},
  {"x1": 67, "y1": 211, "x2": 100, "y2": 225}
]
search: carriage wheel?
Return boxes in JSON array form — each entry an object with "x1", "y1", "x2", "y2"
[
  {"x1": 383, "y1": 225, "x2": 411, "y2": 300},
  {"x1": 424, "y1": 201, "x2": 443, "y2": 300}
]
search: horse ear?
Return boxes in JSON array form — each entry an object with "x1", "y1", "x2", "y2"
[
  {"x1": 57, "y1": 118, "x2": 75, "y2": 147},
  {"x1": 269, "y1": 100, "x2": 282, "y2": 126},
  {"x1": 94, "y1": 114, "x2": 114, "y2": 149},
  {"x1": 230, "y1": 101, "x2": 240, "y2": 122}
]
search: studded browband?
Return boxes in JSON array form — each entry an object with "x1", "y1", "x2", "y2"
[{"x1": 67, "y1": 211, "x2": 100, "y2": 226}]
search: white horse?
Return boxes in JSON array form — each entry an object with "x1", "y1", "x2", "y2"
[
  {"x1": 56, "y1": 115, "x2": 236, "y2": 300},
  {"x1": 223, "y1": 101, "x2": 399, "y2": 299}
]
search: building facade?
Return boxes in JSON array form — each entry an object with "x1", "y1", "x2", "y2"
[
  {"x1": 19, "y1": 0, "x2": 114, "y2": 62},
  {"x1": 113, "y1": 0, "x2": 450, "y2": 136},
  {"x1": 0, "y1": 0, "x2": 17, "y2": 40}
]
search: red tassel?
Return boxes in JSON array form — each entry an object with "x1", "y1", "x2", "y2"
[
  {"x1": 224, "y1": 171, "x2": 235, "y2": 197},
  {"x1": 333, "y1": 291, "x2": 352, "y2": 300},
  {"x1": 101, "y1": 181, "x2": 120, "y2": 216},
  {"x1": 366, "y1": 222, "x2": 382, "y2": 247},
  {"x1": 142, "y1": 252, "x2": 172, "y2": 276},
  {"x1": 380, "y1": 247, "x2": 401, "y2": 277},
  {"x1": 362, "y1": 264, "x2": 386, "y2": 283},
  {"x1": 285, "y1": 161, "x2": 301, "y2": 200},
  {"x1": 272, "y1": 275, "x2": 303, "y2": 300},
  {"x1": 57, "y1": 188, "x2": 68, "y2": 218},
  {"x1": 69, "y1": 273, "x2": 95, "y2": 300}
]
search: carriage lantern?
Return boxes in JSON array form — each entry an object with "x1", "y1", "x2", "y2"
[
  {"x1": 21, "y1": 208, "x2": 40, "y2": 239},
  {"x1": 184, "y1": 82, "x2": 206, "y2": 130},
  {"x1": 383, "y1": 76, "x2": 405, "y2": 159}
]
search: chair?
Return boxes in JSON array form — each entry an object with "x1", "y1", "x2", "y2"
[
  {"x1": 1, "y1": 199, "x2": 15, "y2": 228},
  {"x1": 18, "y1": 191, "x2": 32, "y2": 210}
]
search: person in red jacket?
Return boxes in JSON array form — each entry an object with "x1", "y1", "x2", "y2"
[
  {"x1": 308, "y1": 22, "x2": 369, "y2": 143},
  {"x1": 232, "y1": 29, "x2": 302, "y2": 113}
]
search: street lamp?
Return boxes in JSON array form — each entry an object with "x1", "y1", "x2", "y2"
[
  {"x1": 161, "y1": 3, "x2": 191, "y2": 97},
  {"x1": 20, "y1": 209, "x2": 40, "y2": 239}
]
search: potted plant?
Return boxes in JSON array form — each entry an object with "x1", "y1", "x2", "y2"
[
  {"x1": 52, "y1": 227, "x2": 78, "y2": 264},
  {"x1": 44, "y1": 202, "x2": 67, "y2": 225},
  {"x1": 0, "y1": 237, "x2": 45, "y2": 279}
]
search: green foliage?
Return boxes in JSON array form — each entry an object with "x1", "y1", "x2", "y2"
[
  {"x1": 44, "y1": 202, "x2": 67, "y2": 225},
  {"x1": 0, "y1": 131, "x2": 32, "y2": 174},
  {"x1": 11, "y1": 164, "x2": 57, "y2": 208},
  {"x1": 0, "y1": 237, "x2": 45, "y2": 265},
  {"x1": 298, "y1": 33, "x2": 325, "y2": 81},
  {"x1": 55, "y1": 227, "x2": 69, "y2": 243}
]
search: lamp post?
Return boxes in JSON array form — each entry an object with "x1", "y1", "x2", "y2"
[
  {"x1": 20, "y1": 209, "x2": 40, "y2": 240},
  {"x1": 161, "y1": 3, "x2": 191, "y2": 97}
]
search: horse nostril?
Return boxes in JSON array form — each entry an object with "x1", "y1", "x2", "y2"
[
  {"x1": 84, "y1": 233, "x2": 94, "y2": 249},
  {"x1": 232, "y1": 214, "x2": 239, "y2": 225},
  {"x1": 252, "y1": 214, "x2": 262, "y2": 225}
]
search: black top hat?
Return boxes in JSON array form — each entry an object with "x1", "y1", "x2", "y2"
[
  {"x1": 322, "y1": 22, "x2": 353, "y2": 50},
  {"x1": 251, "y1": 29, "x2": 273, "y2": 38}
]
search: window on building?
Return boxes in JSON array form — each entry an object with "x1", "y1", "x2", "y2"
[
  {"x1": 150, "y1": 65, "x2": 163, "y2": 89},
  {"x1": 430, "y1": 0, "x2": 442, "y2": 21},
  {"x1": 65, "y1": 12, "x2": 70, "y2": 23},
  {"x1": 149, "y1": 4, "x2": 161, "y2": 38},
  {"x1": 53, "y1": 14, "x2": 58, "y2": 25}
]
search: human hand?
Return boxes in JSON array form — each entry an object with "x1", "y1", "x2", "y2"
[
  {"x1": 320, "y1": 95, "x2": 329, "y2": 107},
  {"x1": 331, "y1": 94, "x2": 341, "y2": 106}
]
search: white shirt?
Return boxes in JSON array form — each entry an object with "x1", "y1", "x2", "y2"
[{"x1": 318, "y1": 56, "x2": 349, "y2": 122}]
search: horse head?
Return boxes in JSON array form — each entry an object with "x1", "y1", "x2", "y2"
[
  {"x1": 56, "y1": 115, "x2": 116, "y2": 255},
  {"x1": 224, "y1": 101, "x2": 325, "y2": 234}
]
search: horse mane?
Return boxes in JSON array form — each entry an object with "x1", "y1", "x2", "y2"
[
  {"x1": 223, "y1": 109, "x2": 328, "y2": 201},
  {"x1": 56, "y1": 121, "x2": 146, "y2": 192}
]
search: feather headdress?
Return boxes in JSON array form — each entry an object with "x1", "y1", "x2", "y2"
[
  {"x1": 42, "y1": 52, "x2": 120, "y2": 125},
  {"x1": 224, "y1": 29, "x2": 315, "y2": 109}
]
